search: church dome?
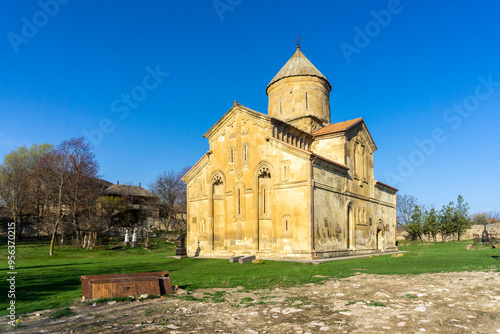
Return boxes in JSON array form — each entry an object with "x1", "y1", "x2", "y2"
[
  {"x1": 266, "y1": 46, "x2": 331, "y2": 93},
  {"x1": 266, "y1": 45, "x2": 332, "y2": 131}
]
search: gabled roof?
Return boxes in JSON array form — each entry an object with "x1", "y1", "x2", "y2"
[
  {"x1": 312, "y1": 117, "x2": 363, "y2": 137},
  {"x1": 203, "y1": 102, "x2": 271, "y2": 139},
  {"x1": 203, "y1": 101, "x2": 309, "y2": 140},
  {"x1": 313, "y1": 117, "x2": 378, "y2": 152},
  {"x1": 102, "y1": 184, "x2": 157, "y2": 198},
  {"x1": 267, "y1": 46, "x2": 331, "y2": 91}
]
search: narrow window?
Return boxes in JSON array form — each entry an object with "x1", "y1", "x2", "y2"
[
  {"x1": 244, "y1": 145, "x2": 247, "y2": 161},
  {"x1": 279, "y1": 98, "x2": 282, "y2": 114},
  {"x1": 285, "y1": 220, "x2": 288, "y2": 231},
  {"x1": 238, "y1": 188, "x2": 241, "y2": 215},
  {"x1": 263, "y1": 188, "x2": 266, "y2": 214},
  {"x1": 353, "y1": 145, "x2": 357, "y2": 177},
  {"x1": 305, "y1": 92, "x2": 309, "y2": 110},
  {"x1": 284, "y1": 166, "x2": 287, "y2": 179},
  {"x1": 230, "y1": 148, "x2": 233, "y2": 163},
  {"x1": 362, "y1": 148, "x2": 366, "y2": 180}
]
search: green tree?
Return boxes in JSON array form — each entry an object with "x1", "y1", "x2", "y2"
[
  {"x1": 439, "y1": 202, "x2": 454, "y2": 241},
  {"x1": 422, "y1": 208, "x2": 439, "y2": 242},
  {"x1": 405, "y1": 205, "x2": 423, "y2": 241},
  {"x1": 453, "y1": 195, "x2": 471, "y2": 241},
  {"x1": 0, "y1": 144, "x2": 53, "y2": 238}
]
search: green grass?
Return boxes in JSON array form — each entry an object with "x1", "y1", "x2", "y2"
[{"x1": 0, "y1": 238, "x2": 498, "y2": 317}]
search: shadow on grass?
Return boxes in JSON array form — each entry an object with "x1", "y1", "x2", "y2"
[{"x1": 14, "y1": 262, "x2": 95, "y2": 270}]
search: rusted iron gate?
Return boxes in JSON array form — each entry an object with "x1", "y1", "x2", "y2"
[{"x1": 81, "y1": 271, "x2": 171, "y2": 300}]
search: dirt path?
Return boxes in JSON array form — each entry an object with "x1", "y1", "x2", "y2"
[{"x1": 5, "y1": 271, "x2": 500, "y2": 333}]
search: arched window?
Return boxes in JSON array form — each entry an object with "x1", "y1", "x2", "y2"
[
  {"x1": 237, "y1": 188, "x2": 241, "y2": 215},
  {"x1": 362, "y1": 147, "x2": 366, "y2": 180},
  {"x1": 281, "y1": 215, "x2": 292, "y2": 237},
  {"x1": 353, "y1": 144, "x2": 357, "y2": 178}
]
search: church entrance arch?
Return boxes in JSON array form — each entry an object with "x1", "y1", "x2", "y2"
[
  {"x1": 346, "y1": 203, "x2": 353, "y2": 249},
  {"x1": 376, "y1": 219, "x2": 384, "y2": 250},
  {"x1": 211, "y1": 173, "x2": 225, "y2": 251},
  {"x1": 257, "y1": 165, "x2": 272, "y2": 251}
]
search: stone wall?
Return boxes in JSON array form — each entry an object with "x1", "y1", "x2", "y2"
[{"x1": 396, "y1": 223, "x2": 500, "y2": 241}]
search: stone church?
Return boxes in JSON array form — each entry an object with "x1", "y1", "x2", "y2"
[{"x1": 181, "y1": 45, "x2": 398, "y2": 259}]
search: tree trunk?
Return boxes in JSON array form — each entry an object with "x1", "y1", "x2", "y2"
[
  {"x1": 13, "y1": 211, "x2": 23, "y2": 241},
  {"x1": 49, "y1": 218, "x2": 60, "y2": 256},
  {"x1": 73, "y1": 215, "x2": 81, "y2": 248},
  {"x1": 12, "y1": 213, "x2": 19, "y2": 240}
]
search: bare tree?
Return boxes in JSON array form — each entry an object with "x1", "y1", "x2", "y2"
[
  {"x1": 396, "y1": 193, "x2": 418, "y2": 228},
  {"x1": 41, "y1": 150, "x2": 71, "y2": 256},
  {"x1": 97, "y1": 196, "x2": 127, "y2": 231},
  {"x1": 472, "y1": 212, "x2": 488, "y2": 225},
  {"x1": 0, "y1": 146, "x2": 30, "y2": 239},
  {"x1": 487, "y1": 209, "x2": 500, "y2": 223},
  {"x1": 148, "y1": 167, "x2": 190, "y2": 232},
  {"x1": 26, "y1": 144, "x2": 55, "y2": 236},
  {"x1": 58, "y1": 138, "x2": 100, "y2": 247}
]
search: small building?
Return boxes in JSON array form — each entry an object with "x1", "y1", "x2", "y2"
[
  {"x1": 182, "y1": 45, "x2": 397, "y2": 259},
  {"x1": 100, "y1": 181, "x2": 159, "y2": 225}
]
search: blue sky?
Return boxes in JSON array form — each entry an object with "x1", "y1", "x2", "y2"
[{"x1": 1, "y1": 0, "x2": 499, "y2": 213}]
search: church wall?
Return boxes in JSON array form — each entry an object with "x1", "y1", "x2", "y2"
[
  {"x1": 310, "y1": 135, "x2": 345, "y2": 164},
  {"x1": 312, "y1": 163, "x2": 397, "y2": 254},
  {"x1": 374, "y1": 185, "x2": 398, "y2": 249},
  {"x1": 313, "y1": 188, "x2": 346, "y2": 250},
  {"x1": 345, "y1": 125, "x2": 375, "y2": 199},
  {"x1": 186, "y1": 113, "x2": 398, "y2": 258},
  {"x1": 312, "y1": 164, "x2": 346, "y2": 251},
  {"x1": 186, "y1": 110, "x2": 315, "y2": 258},
  {"x1": 264, "y1": 144, "x2": 312, "y2": 257}
]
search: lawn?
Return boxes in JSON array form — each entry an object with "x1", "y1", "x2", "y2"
[{"x1": 1, "y1": 237, "x2": 499, "y2": 317}]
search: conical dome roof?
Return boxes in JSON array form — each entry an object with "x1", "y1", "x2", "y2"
[{"x1": 266, "y1": 46, "x2": 331, "y2": 92}]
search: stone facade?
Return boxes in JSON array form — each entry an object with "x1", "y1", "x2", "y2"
[{"x1": 182, "y1": 46, "x2": 397, "y2": 259}]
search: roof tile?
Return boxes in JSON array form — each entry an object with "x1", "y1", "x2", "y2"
[{"x1": 312, "y1": 117, "x2": 363, "y2": 137}]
